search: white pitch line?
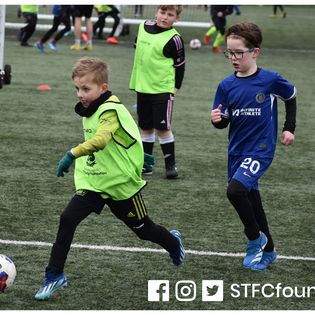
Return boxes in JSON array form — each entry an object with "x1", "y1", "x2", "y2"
[{"x1": 0, "y1": 239, "x2": 315, "y2": 262}]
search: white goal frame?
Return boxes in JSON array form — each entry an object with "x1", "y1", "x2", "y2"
[{"x1": 0, "y1": 5, "x2": 5, "y2": 70}]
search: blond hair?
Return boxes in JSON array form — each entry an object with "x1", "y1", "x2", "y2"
[
  {"x1": 72, "y1": 57, "x2": 109, "y2": 85},
  {"x1": 157, "y1": 5, "x2": 183, "y2": 16}
]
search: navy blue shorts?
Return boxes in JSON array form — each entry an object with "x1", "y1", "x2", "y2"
[{"x1": 228, "y1": 155, "x2": 273, "y2": 191}]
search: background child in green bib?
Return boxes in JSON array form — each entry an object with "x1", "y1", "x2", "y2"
[
  {"x1": 17, "y1": 5, "x2": 38, "y2": 47},
  {"x1": 129, "y1": 5, "x2": 185, "y2": 179},
  {"x1": 35, "y1": 57, "x2": 185, "y2": 301}
]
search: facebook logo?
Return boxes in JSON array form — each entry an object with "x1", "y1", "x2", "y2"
[{"x1": 148, "y1": 280, "x2": 169, "y2": 301}]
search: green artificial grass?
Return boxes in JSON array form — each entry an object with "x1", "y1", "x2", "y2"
[{"x1": 0, "y1": 4, "x2": 314, "y2": 311}]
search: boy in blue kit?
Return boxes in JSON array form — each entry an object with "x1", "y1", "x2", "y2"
[
  {"x1": 129, "y1": 5, "x2": 185, "y2": 179},
  {"x1": 211, "y1": 22, "x2": 297, "y2": 270},
  {"x1": 34, "y1": 57, "x2": 185, "y2": 300}
]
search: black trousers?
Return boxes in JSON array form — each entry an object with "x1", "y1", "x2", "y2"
[
  {"x1": 273, "y1": 5, "x2": 284, "y2": 14},
  {"x1": 47, "y1": 191, "x2": 178, "y2": 273},
  {"x1": 93, "y1": 8, "x2": 120, "y2": 38},
  {"x1": 212, "y1": 15, "x2": 226, "y2": 35},
  {"x1": 20, "y1": 13, "x2": 37, "y2": 44},
  {"x1": 41, "y1": 15, "x2": 71, "y2": 43}
]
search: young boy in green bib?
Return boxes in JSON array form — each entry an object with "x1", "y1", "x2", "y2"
[
  {"x1": 130, "y1": 5, "x2": 185, "y2": 179},
  {"x1": 35, "y1": 57, "x2": 185, "y2": 300}
]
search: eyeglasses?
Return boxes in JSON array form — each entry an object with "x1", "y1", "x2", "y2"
[{"x1": 223, "y1": 48, "x2": 255, "y2": 59}]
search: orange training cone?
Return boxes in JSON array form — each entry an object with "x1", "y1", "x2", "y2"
[{"x1": 37, "y1": 84, "x2": 52, "y2": 91}]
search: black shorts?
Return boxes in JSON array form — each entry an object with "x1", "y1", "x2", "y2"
[
  {"x1": 137, "y1": 92, "x2": 174, "y2": 131},
  {"x1": 73, "y1": 5, "x2": 94, "y2": 18},
  {"x1": 71, "y1": 190, "x2": 148, "y2": 229}
]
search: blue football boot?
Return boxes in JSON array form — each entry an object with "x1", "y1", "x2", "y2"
[
  {"x1": 243, "y1": 232, "x2": 268, "y2": 268},
  {"x1": 251, "y1": 250, "x2": 278, "y2": 271},
  {"x1": 169, "y1": 230, "x2": 186, "y2": 266},
  {"x1": 35, "y1": 271, "x2": 68, "y2": 300}
]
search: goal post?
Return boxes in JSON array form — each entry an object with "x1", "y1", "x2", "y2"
[
  {"x1": 0, "y1": 5, "x2": 12, "y2": 88},
  {"x1": 0, "y1": 5, "x2": 5, "y2": 70}
]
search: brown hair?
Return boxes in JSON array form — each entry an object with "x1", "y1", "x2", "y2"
[
  {"x1": 72, "y1": 57, "x2": 109, "y2": 85},
  {"x1": 225, "y1": 22, "x2": 263, "y2": 48},
  {"x1": 157, "y1": 5, "x2": 183, "y2": 16}
]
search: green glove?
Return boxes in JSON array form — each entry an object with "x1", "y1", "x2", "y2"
[
  {"x1": 144, "y1": 152, "x2": 155, "y2": 168},
  {"x1": 56, "y1": 151, "x2": 75, "y2": 177}
]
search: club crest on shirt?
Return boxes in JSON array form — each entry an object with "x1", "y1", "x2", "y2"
[
  {"x1": 86, "y1": 153, "x2": 96, "y2": 167},
  {"x1": 256, "y1": 92, "x2": 265, "y2": 104}
]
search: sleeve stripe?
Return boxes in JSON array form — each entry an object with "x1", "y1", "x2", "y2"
[
  {"x1": 174, "y1": 60, "x2": 185, "y2": 67},
  {"x1": 173, "y1": 35, "x2": 183, "y2": 51}
]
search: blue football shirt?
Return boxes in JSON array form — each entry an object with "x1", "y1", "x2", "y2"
[{"x1": 213, "y1": 68, "x2": 296, "y2": 158}]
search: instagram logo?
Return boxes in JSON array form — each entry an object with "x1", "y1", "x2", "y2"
[
  {"x1": 148, "y1": 280, "x2": 169, "y2": 302},
  {"x1": 175, "y1": 281, "x2": 196, "y2": 301}
]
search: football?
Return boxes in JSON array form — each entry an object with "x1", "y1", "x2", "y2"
[
  {"x1": 189, "y1": 38, "x2": 201, "y2": 50},
  {"x1": 0, "y1": 254, "x2": 16, "y2": 292}
]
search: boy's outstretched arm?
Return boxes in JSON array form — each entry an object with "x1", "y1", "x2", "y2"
[
  {"x1": 71, "y1": 110, "x2": 119, "y2": 157},
  {"x1": 56, "y1": 110, "x2": 119, "y2": 177}
]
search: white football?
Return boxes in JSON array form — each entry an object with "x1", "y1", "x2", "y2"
[
  {"x1": 0, "y1": 254, "x2": 16, "y2": 292},
  {"x1": 189, "y1": 38, "x2": 201, "y2": 50}
]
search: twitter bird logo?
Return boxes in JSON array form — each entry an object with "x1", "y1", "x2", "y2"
[{"x1": 202, "y1": 280, "x2": 224, "y2": 301}]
